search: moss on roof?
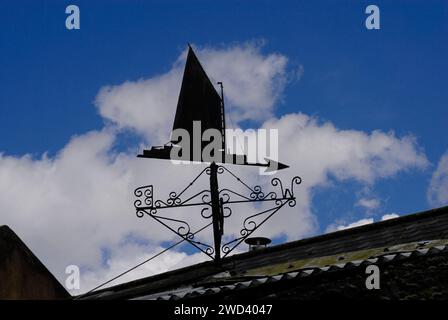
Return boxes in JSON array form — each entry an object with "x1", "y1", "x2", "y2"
[{"x1": 243, "y1": 239, "x2": 448, "y2": 277}]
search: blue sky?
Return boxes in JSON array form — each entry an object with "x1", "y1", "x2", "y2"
[
  {"x1": 0, "y1": 1, "x2": 447, "y2": 288},
  {"x1": 1, "y1": 1, "x2": 446, "y2": 211}
]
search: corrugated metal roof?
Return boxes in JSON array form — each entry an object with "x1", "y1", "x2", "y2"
[{"x1": 138, "y1": 240, "x2": 448, "y2": 300}]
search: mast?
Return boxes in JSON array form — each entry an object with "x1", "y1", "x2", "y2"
[{"x1": 217, "y1": 82, "x2": 226, "y2": 154}]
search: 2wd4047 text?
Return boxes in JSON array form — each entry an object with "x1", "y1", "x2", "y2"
[{"x1": 218, "y1": 304, "x2": 272, "y2": 315}]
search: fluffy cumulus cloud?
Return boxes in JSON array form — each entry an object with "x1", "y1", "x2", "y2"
[
  {"x1": 427, "y1": 151, "x2": 448, "y2": 207},
  {"x1": 96, "y1": 69, "x2": 181, "y2": 144},
  {"x1": 196, "y1": 43, "x2": 289, "y2": 122},
  {"x1": 0, "y1": 42, "x2": 429, "y2": 295},
  {"x1": 262, "y1": 114, "x2": 428, "y2": 186},
  {"x1": 96, "y1": 42, "x2": 290, "y2": 144}
]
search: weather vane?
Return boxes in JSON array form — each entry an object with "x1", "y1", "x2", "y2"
[{"x1": 134, "y1": 45, "x2": 301, "y2": 262}]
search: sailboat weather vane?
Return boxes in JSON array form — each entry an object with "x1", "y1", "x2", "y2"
[{"x1": 134, "y1": 45, "x2": 301, "y2": 262}]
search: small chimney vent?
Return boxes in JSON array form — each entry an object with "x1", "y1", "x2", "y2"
[{"x1": 244, "y1": 237, "x2": 271, "y2": 252}]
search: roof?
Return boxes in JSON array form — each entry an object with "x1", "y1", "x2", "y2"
[
  {"x1": 138, "y1": 239, "x2": 448, "y2": 300},
  {"x1": 0, "y1": 225, "x2": 70, "y2": 299},
  {"x1": 81, "y1": 205, "x2": 448, "y2": 300}
]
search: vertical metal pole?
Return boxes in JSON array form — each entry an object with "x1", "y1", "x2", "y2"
[
  {"x1": 209, "y1": 162, "x2": 223, "y2": 261},
  {"x1": 217, "y1": 82, "x2": 226, "y2": 154}
]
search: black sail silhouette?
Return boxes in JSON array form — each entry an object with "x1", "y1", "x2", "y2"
[
  {"x1": 171, "y1": 46, "x2": 224, "y2": 151},
  {"x1": 138, "y1": 45, "x2": 288, "y2": 171}
]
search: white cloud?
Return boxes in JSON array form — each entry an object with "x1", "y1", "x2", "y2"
[
  {"x1": 262, "y1": 113, "x2": 428, "y2": 186},
  {"x1": 327, "y1": 213, "x2": 400, "y2": 232},
  {"x1": 330, "y1": 218, "x2": 374, "y2": 231},
  {"x1": 428, "y1": 151, "x2": 448, "y2": 207},
  {"x1": 381, "y1": 213, "x2": 399, "y2": 221},
  {"x1": 196, "y1": 42, "x2": 289, "y2": 122},
  {"x1": 96, "y1": 69, "x2": 181, "y2": 144},
  {"x1": 0, "y1": 42, "x2": 429, "y2": 295},
  {"x1": 356, "y1": 198, "x2": 380, "y2": 210},
  {"x1": 79, "y1": 243, "x2": 208, "y2": 294}
]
